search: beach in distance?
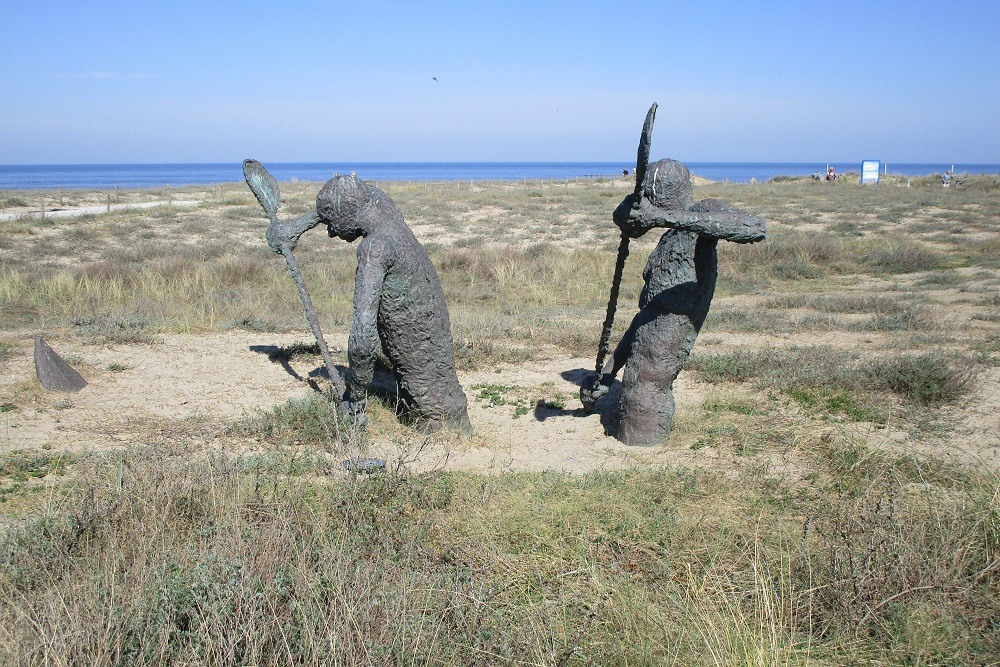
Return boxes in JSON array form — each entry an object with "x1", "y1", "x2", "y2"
[{"x1": 2, "y1": 161, "x2": 999, "y2": 190}]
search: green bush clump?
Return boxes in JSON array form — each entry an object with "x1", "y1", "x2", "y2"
[
  {"x1": 865, "y1": 353, "x2": 978, "y2": 405},
  {"x1": 236, "y1": 394, "x2": 343, "y2": 448},
  {"x1": 690, "y1": 348, "x2": 977, "y2": 417}
]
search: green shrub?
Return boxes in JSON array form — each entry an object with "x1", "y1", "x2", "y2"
[
  {"x1": 236, "y1": 394, "x2": 343, "y2": 448},
  {"x1": 690, "y1": 347, "x2": 977, "y2": 414},
  {"x1": 866, "y1": 353, "x2": 977, "y2": 405}
]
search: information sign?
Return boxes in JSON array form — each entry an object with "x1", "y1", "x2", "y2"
[{"x1": 861, "y1": 160, "x2": 881, "y2": 184}]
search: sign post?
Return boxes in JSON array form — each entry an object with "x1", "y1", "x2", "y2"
[{"x1": 861, "y1": 160, "x2": 881, "y2": 184}]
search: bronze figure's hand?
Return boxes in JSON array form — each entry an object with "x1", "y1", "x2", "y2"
[
  {"x1": 613, "y1": 194, "x2": 648, "y2": 239},
  {"x1": 580, "y1": 375, "x2": 610, "y2": 412},
  {"x1": 266, "y1": 221, "x2": 298, "y2": 254}
]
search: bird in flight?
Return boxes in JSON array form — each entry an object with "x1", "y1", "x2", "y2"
[{"x1": 432, "y1": 77, "x2": 438, "y2": 82}]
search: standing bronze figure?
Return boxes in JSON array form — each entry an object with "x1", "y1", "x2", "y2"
[{"x1": 582, "y1": 109, "x2": 767, "y2": 445}]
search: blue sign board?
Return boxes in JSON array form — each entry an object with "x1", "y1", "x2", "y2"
[{"x1": 861, "y1": 160, "x2": 881, "y2": 184}]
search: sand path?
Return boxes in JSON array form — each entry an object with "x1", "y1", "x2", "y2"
[{"x1": 0, "y1": 200, "x2": 200, "y2": 222}]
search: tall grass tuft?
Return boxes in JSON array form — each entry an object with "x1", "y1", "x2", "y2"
[
  {"x1": 689, "y1": 347, "x2": 978, "y2": 422},
  {"x1": 796, "y1": 455, "x2": 1000, "y2": 661}
]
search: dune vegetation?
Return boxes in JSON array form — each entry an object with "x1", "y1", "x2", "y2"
[{"x1": 1, "y1": 172, "x2": 999, "y2": 665}]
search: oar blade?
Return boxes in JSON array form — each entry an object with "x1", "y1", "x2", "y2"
[
  {"x1": 633, "y1": 102, "x2": 657, "y2": 194},
  {"x1": 243, "y1": 159, "x2": 281, "y2": 222}
]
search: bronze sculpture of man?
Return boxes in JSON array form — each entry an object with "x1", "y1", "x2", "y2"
[
  {"x1": 582, "y1": 158, "x2": 766, "y2": 445},
  {"x1": 264, "y1": 172, "x2": 472, "y2": 434}
]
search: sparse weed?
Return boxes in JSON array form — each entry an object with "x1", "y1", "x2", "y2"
[
  {"x1": 471, "y1": 382, "x2": 533, "y2": 418},
  {"x1": 0, "y1": 450, "x2": 73, "y2": 482},
  {"x1": 70, "y1": 312, "x2": 156, "y2": 344}
]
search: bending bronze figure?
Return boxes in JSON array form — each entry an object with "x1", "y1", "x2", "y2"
[{"x1": 248, "y1": 164, "x2": 472, "y2": 434}]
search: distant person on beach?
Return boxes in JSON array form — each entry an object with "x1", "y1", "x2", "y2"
[
  {"x1": 826, "y1": 166, "x2": 837, "y2": 181},
  {"x1": 942, "y1": 171, "x2": 952, "y2": 187}
]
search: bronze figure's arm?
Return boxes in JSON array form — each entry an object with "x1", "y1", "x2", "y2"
[
  {"x1": 345, "y1": 237, "x2": 387, "y2": 411},
  {"x1": 265, "y1": 210, "x2": 323, "y2": 253},
  {"x1": 614, "y1": 196, "x2": 766, "y2": 243}
]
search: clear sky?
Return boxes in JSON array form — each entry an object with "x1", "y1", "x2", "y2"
[{"x1": 2, "y1": 1, "x2": 997, "y2": 164}]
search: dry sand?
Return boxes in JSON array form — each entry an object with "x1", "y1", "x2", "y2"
[
  {"x1": 4, "y1": 327, "x2": 997, "y2": 476},
  {"x1": 0, "y1": 331, "x2": 708, "y2": 471},
  {"x1": 0, "y1": 200, "x2": 200, "y2": 222}
]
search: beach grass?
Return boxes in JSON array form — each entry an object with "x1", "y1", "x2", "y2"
[
  {"x1": 1, "y1": 441, "x2": 997, "y2": 664},
  {"x1": 2, "y1": 173, "x2": 999, "y2": 664}
]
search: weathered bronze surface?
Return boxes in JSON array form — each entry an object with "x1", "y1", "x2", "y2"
[
  {"x1": 34, "y1": 335, "x2": 87, "y2": 392},
  {"x1": 265, "y1": 172, "x2": 472, "y2": 434},
  {"x1": 582, "y1": 158, "x2": 767, "y2": 446}
]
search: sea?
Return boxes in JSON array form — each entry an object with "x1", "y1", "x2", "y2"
[{"x1": 2, "y1": 162, "x2": 998, "y2": 190}]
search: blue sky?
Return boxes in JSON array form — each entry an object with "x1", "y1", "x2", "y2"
[{"x1": 2, "y1": 1, "x2": 997, "y2": 164}]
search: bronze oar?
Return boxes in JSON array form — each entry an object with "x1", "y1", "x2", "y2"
[
  {"x1": 587, "y1": 102, "x2": 657, "y2": 408},
  {"x1": 243, "y1": 160, "x2": 347, "y2": 407}
]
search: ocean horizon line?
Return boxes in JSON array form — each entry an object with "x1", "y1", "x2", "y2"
[
  {"x1": 1, "y1": 159, "x2": 989, "y2": 165},
  {"x1": 3, "y1": 161, "x2": 997, "y2": 190}
]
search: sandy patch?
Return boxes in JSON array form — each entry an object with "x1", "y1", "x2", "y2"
[
  {"x1": 1, "y1": 332, "x2": 314, "y2": 452},
  {"x1": 0, "y1": 200, "x2": 200, "y2": 222},
  {"x1": 0, "y1": 331, "x2": 773, "y2": 476},
  {"x1": 4, "y1": 329, "x2": 996, "y2": 476}
]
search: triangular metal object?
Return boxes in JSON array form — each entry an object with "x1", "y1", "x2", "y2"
[{"x1": 34, "y1": 335, "x2": 87, "y2": 392}]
